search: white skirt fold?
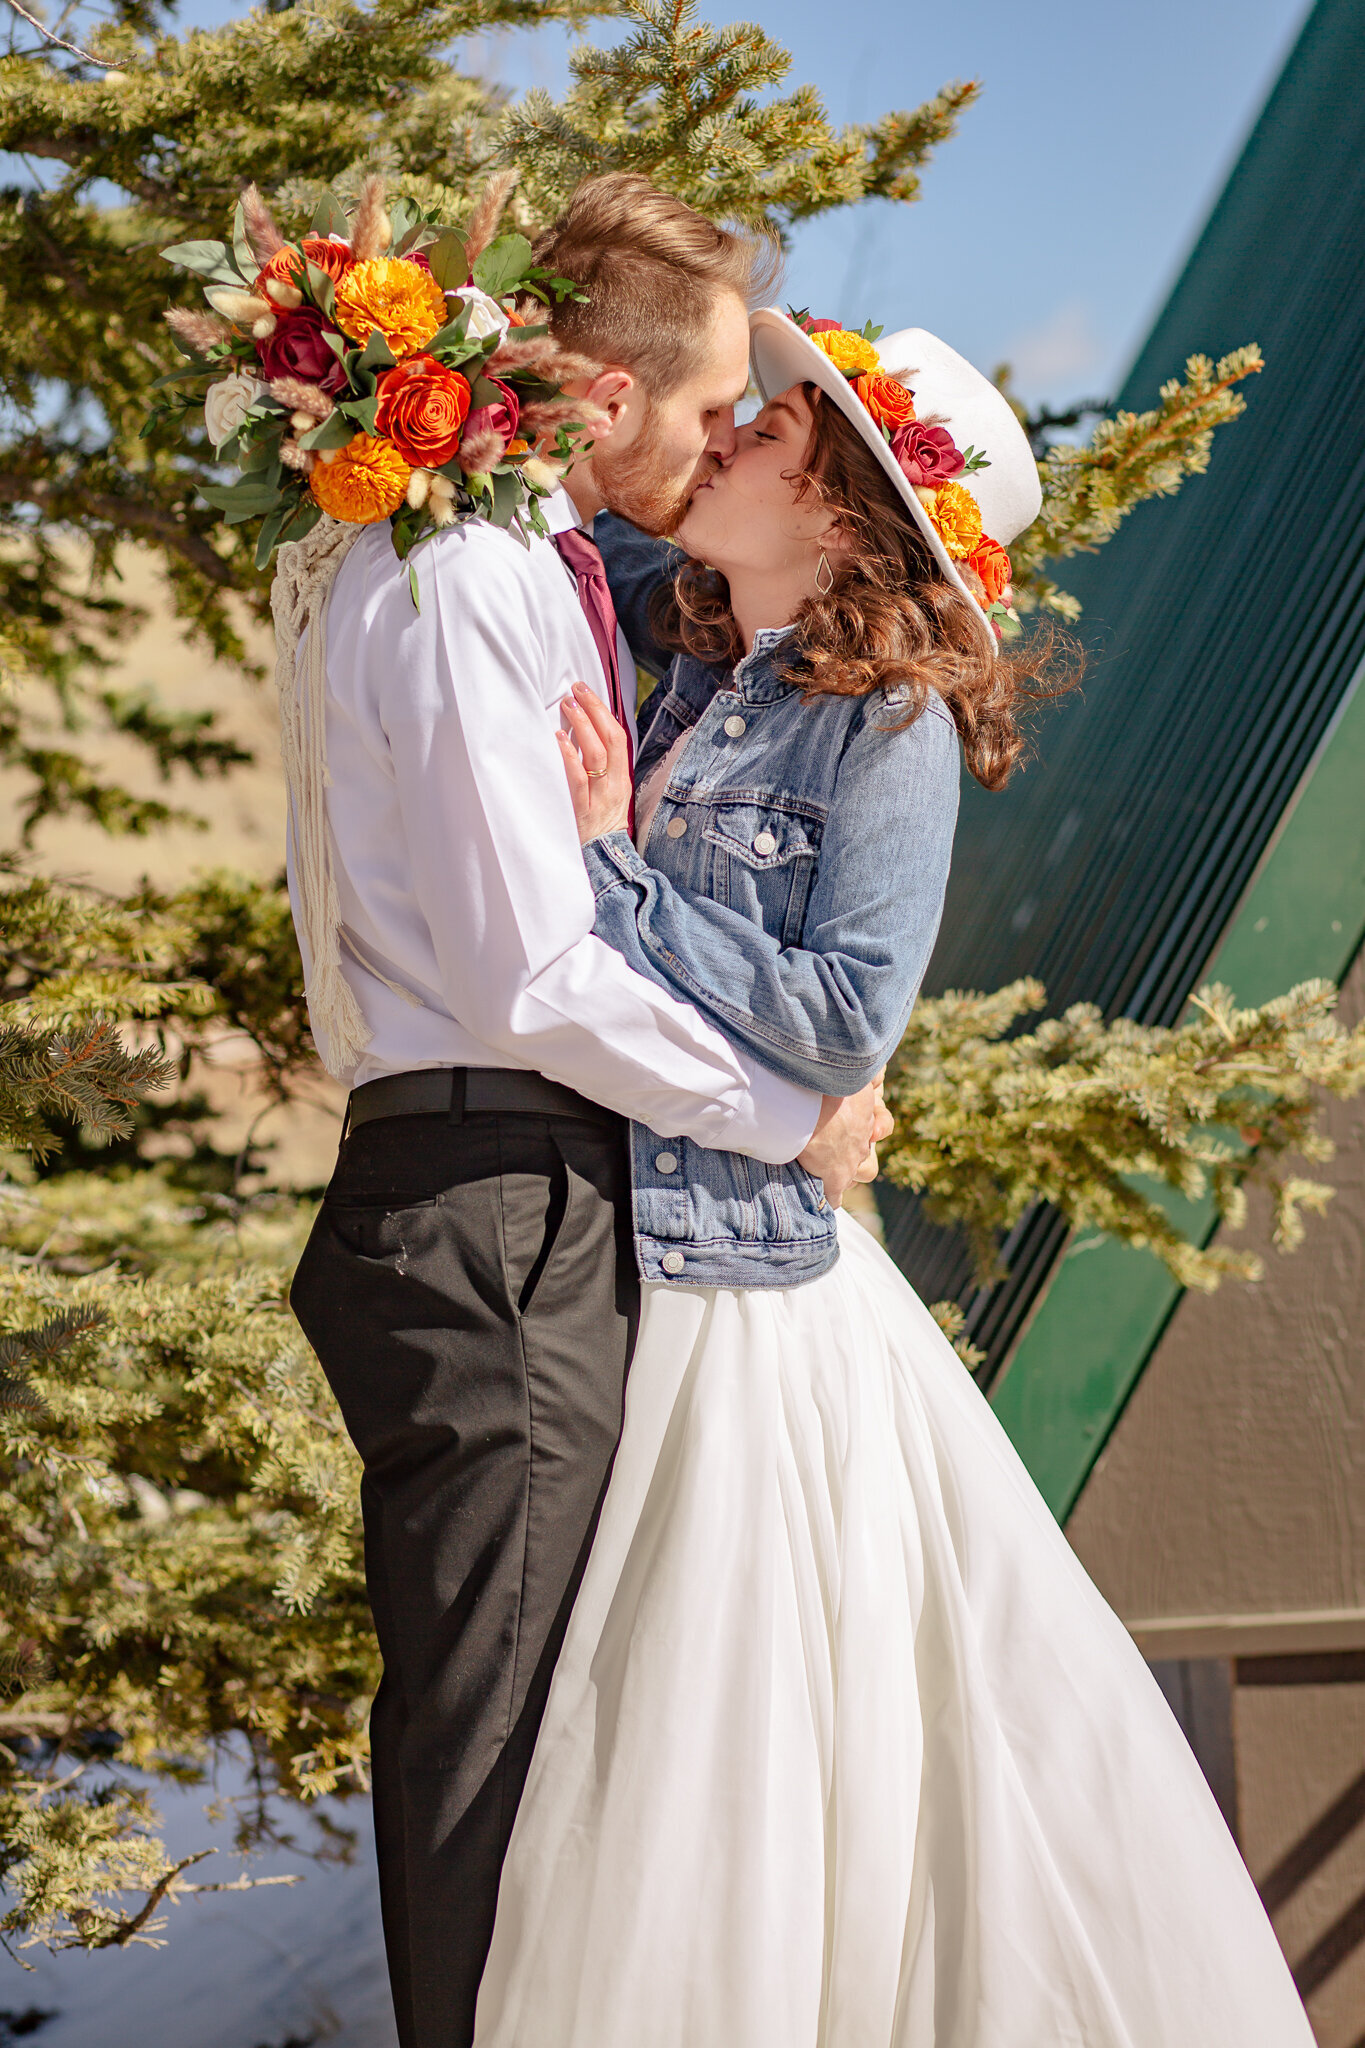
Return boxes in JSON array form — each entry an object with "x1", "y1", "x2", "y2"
[{"x1": 474, "y1": 1215, "x2": 1311, "y2": 2048}]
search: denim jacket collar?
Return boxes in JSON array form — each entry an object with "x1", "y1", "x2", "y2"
[{"x1": 734, "y1": 627, "x2": 800, "y2": 703}]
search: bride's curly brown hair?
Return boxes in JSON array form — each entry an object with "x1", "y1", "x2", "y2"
[{"x1": 654, "y1": 384, "x2": 1077, "y2": 791}]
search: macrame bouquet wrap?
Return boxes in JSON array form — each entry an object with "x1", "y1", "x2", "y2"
[{"x1": 270, "y1": 516, "x2": 367, "y2": 1076}]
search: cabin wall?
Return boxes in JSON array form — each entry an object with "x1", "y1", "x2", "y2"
[{"x1": 1067, "y1": 943, "x2": 1365, "y2": 2039}]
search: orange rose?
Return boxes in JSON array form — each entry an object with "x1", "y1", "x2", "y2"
[
  {"x1": 853, "y1": 372, "x2": 916, "y2": 432},
  {"x1": 262, "y1": 236, "x2": 355, "y2": 291},
  {"x1": 375, "y1": 356, "x2": 471, "y2": 466},
  {"x1": 309, "y1": 433, "x2": 411, "y2": 523},
  {"x1": 968, "y1": 535, "x2": 1012, "y2": 606}
]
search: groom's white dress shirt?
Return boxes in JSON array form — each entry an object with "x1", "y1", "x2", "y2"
[{"x1": 287, "y1": 488, "x2": 819, "y2": 1161}]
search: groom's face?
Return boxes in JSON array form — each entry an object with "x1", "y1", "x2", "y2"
[{"x1": 592, "y1": 291, "x2": 752, "y2": 537}]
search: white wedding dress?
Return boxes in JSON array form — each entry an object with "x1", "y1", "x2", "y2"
[{"x1": 473, "y1": 1210, "x2": 1312, "y2": 2046}]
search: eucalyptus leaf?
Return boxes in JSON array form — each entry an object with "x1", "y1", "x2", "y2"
[
  {"x1": 254, "y1": 503, "x2": 289, "y2": 568},
  {"x1": 339, "y1": 393, "x2": 380, "y2": 436},
  {"x1": 473, "y1": 233, "x2": 533, "y2": 300},
  {"x1": 238, "y1": 433, "x2": 279, "y2": 472},
  {"x1": 409, "y1": 562, "x2": 421, "y2": 610},
  {"x1": 161, "y1": 240, "x2": 233, "y2": 276},
  {"x1": 153, "y1": 363, "x2": 218, "y2": 388},
  {"x1": 489, "y1": 469, "x2": 521, "y2": 529},
  {"x1": 198, "y1": 478, "x2": 281, "y2": 522},
  {"x1": 311, "y1": 190, "x2": 350, "y2": 241},
  {"x1": 358, "y1": 328, "x2": 397, "y2": 374},
  {"x1": 387, "y1": 198, "x2": 417, "y2": 249},
  {"x1": 304, "y1": 262, "x2": 336, "y2": 320},
  {"x1": 427, "y1": 231, "x2": 468, "y2": 294},
  {"x1": 299, "y1": 412, "x2": 354, "y2": 452},
  {"x1": 426, "y1": 315, "x2": 478, "y2": 367},
  {"x1": 278, "y1": 497, "x2": 323, "y2": 547}
]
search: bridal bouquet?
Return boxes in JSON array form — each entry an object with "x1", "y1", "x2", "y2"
[{"x1": 150, "y1": 175, "x2": 593, "y2": 577}]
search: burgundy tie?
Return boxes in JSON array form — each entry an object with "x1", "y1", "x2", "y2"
[{"x1": 552, "y1": 528, "x2": 636, "y2": 813}]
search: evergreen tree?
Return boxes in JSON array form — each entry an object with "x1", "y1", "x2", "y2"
[{"x1": 0, "y1": 0, "x2": 1355, "y2": 1953}]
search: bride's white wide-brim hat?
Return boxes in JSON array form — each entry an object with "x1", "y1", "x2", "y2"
[{"x1": 749, "y1": 308, "x2": 1042, "y2": 644}]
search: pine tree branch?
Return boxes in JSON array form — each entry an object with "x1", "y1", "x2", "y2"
[
  {"x1": 1, "y1": 0, "x2": 118, "y2": 66},
  {"x1": 0, "y1": 475, "x2": 235, "y2": 587}
]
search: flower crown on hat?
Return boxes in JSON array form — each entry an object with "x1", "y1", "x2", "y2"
[
  {"x1": 789, "y1": 309, "x2": 1018, "y2": 636},
  {"x1": 147, "y1": 176, "x2": 596, "y2": 587}
]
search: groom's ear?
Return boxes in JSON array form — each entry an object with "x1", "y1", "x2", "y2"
[{"x1": 578, "y1": 366, "x2": 639, "y2": 442}]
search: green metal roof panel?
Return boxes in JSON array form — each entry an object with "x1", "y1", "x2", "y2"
[{"x1": 879, "y1": 0, "x2": 1365, "y2": 1378}]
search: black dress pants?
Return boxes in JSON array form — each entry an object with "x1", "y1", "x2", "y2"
[{"x1": 290, "y1": 1107, "x2": 638, "y2": 2048}]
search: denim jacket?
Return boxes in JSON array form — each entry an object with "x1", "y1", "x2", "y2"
[{"x1": 583, "y1": 562, "x2": 960, "y2": 1289}]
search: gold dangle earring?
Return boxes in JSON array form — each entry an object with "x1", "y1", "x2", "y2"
[{"x1": 815, "y1": 550, "x2": 835, "y2": 596}]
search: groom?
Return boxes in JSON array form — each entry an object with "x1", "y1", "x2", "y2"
[{"x1": 289, "y1": 172, "x2": 884, "y2": 2048}]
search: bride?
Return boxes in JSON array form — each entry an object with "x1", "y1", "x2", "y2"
[{"x1": 473, "y1": 313, "x2": 1312, "y2": 2046}]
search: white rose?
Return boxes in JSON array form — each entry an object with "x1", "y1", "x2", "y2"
[
  {"x1": 204, "y1": 370, "x2": 267, "y2": 447},
  {"x1": 451, "y1": 287, "x2": 510, "y2": 342}
]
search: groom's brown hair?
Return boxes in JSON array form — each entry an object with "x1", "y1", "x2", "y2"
[{"x1": 532, "y1": 174, "x2": 778, "y2": 397}]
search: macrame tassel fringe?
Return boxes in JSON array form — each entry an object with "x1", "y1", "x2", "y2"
[{"x1": 271, "y1": 516, "x2": 370, "y2": 1078}]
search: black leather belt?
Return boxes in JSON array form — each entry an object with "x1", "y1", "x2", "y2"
[{"x1": 346, "y1": 1066, "x2": 619, "y2": 1133}]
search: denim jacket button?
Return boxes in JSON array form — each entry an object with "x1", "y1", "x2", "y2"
[
  {"x1": 661, "y1": 1250, "x2": 686, "y2": 1274},
  {"x1": 723, "y1": 714, "x2": 746, "y2": 738},
  {"x1": 666, "y1": 816, "x2": 687, "y2": 839},
  {"x1": 655, "y1": 1151, "x2": 679, "y2": 1174},
  {"x1": 752, "y1": 829, "x2": 777, "y2": 856}
]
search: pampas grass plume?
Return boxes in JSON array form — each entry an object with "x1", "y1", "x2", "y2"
[
  {"x1": 268, "y1": 376, "x2": 335, "y2": 421},
  {"x1": 457, "y1": 427, "x2": 506, "y2": 473},
  {"x1": 351, "y1": 174, "x2": 391, "y2": 263},
  {"x1": 164, "y1": 307, "x2": 233, "y2": 355},
  {"x1": 464, "y1": 169, "x2": 518, "y2": 265},
  {"x1": 241, "y1": 183, "x2": 286, "y2": 262}
]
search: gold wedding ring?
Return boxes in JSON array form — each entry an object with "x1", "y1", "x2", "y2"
[{"x1": 588, "y1": 767, "x2": 608, "y2": 780}]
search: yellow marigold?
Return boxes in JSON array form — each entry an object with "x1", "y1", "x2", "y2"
[
  {"x1": 810, "y1": 329, "x2": 882, "y2": 376},
  {"x1": 309, "y1": 433, "x2": 412, "y2": 523},
  {"x1": 333, "y1": 258, "x2": 447, "y2": 359},
  {"x1": 925, "y1": 478, "x2": 983, "y2": 559}
]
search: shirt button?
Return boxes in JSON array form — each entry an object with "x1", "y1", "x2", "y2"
[
  {"x1": 655, "y1": 1151, "x2": 679, "y2": 1174},
  {"x1": 752, "y1": 830, "x2": 777, "y2": 856},
  {"x1": 666, "y1": 816, "x2": 687, "y2": 839},
  {"x1": 661, "y1": 1250, "x2": 686, "y2": 1275},
  {"x1": 723, "y1": 714, "x2": 746, "y2": 738}
]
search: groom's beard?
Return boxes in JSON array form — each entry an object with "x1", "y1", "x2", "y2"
[{"x1": 593, "y1": 411, "x2": 705, "y2": 538}]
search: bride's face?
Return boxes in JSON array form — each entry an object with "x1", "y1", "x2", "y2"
[{"x1": 675, "y1": 384, "x2": 836, "y2": 576}]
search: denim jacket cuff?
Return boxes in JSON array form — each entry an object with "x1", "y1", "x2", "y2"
[{"x1": 583, "y1": 830, "x2": 648, "y2": 899}]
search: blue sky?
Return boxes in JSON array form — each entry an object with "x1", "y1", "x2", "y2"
[
  {"x1": 75, "y1": 0, "x2": 1315, "y2": 407},
  {"x1": 458, "y1": 0, "x2": 1313, "y2": 406}
]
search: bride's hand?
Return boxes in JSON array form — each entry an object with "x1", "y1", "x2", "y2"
[{"x1": 557, "y1": 683, "x2": 633, "y2": 846}]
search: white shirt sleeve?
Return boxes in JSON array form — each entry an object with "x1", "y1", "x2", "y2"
[{"x1": 372, "y1": 526, "x2": 820, "y2": 1163}]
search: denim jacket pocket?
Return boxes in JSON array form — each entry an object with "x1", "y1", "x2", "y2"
[{"x1": 703, "y1": 803, "x2": 822, "y2": 947}]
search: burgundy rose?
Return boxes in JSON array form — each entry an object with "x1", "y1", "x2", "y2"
[
  {"x1": 255, "y1": 304, "x2": 348, "y2": 395},
  {"x1": 890, "y1": 420, "x2": 965, "y2": 488},
  {"x1": 402, "y1": 249, "x2": 434, "y2": 274},
  {"x1": 802, "y1": 316, "x2": 841, "y2": 334},
  {"x1": 463, "y1": 377, "x2": 520, "y2": 447}
]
